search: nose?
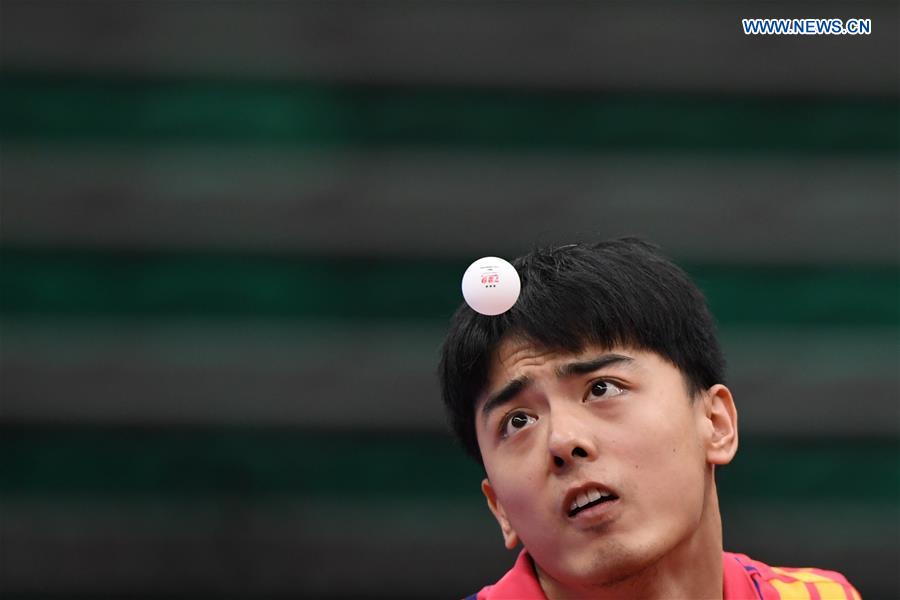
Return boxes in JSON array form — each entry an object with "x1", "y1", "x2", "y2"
[{"x1": 546, "y1": 405, "x2": 599, "y2": 470}]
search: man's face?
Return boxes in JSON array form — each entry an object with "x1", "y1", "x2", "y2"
[{"x1": 475, "y1": 338, "x2": 732, "y2": 589}]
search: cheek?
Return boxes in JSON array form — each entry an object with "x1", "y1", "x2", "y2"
[
  {"x1": 498, "y1": 464, "x2": 542, "y2": 515},
  {"x1": 621, "y1": 406, "x2": 706, "y2": 505},
  {"x1": 488, "y1": 454, "x2": 557, "y2": 546},
  {"x1": 484, "y1": 447, "x2": 543, "y2": 513}
]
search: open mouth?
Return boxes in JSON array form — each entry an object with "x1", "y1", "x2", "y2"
[{"x1": 567, "y1": 488, "x2": 619, "y2": 518}]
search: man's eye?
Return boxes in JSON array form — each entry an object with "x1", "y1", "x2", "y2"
[
  {"x1": 587, "y1": 380, "x2": 626, "y2": 401},
  {"x1": 501, "y1": 411, "x2": 537, "y2": 437}
]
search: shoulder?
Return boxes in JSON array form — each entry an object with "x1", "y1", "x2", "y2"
[{"x1": 724, "y1": 551, "x2": 861, "y2": 600}]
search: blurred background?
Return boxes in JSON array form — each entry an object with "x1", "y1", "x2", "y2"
[{"x1": 1, "y1": 1, "x2": 898, "y2": 598}]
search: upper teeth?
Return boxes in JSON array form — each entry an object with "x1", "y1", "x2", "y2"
[{"x1": 570, "y1": 488, "x2": 611, "y2": 512}]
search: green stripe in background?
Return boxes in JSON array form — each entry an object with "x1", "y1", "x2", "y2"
[
  {"x1": 1, "y1": 248, "x2": 897, "y2": 326},
  {"x1": 1, "y1": 73, "x2": 897, "y2": 153},
  {"x1": 0, "y1": 427, "x2": 896, "y2": 505}
]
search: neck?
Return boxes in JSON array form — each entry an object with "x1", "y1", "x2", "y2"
[{"x1": 537, "y1": 478, "x2": 724, "y2": 600}]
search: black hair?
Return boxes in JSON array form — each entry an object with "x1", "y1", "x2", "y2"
[{"x1": 438, "y1": 238, "x2": 726, "y2": 464}]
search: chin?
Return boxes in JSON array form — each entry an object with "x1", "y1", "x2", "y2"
[{"x1": 556, "y1": 538, "x2": 669, "y2": 589}]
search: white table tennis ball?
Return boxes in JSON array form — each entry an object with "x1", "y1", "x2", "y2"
[{"x1": 461, "y1": 257, "x2": 521, "y2": 316}]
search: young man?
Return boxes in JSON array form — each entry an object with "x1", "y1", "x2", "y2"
[{"x1": 439, "y1": 239, "x2": 860, "y2": 600}]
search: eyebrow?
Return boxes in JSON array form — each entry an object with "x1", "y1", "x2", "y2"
[{"x1": 480, "y1": 353, "x2": 634, "y2": 425}]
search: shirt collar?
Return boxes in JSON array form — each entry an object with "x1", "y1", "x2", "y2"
[{"x1": 483, "y1": 550, "x2": 760, "y2": 600}]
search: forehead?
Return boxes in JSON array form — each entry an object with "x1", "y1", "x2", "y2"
[
  {"x1": 491, "y1": 337, "x2": 615, "y2": 376},
  {"x1": 495, "y1": 338, "x2": 560, "y2": 368},
  {"x1": 474, "y1": 338, "x2": 652, "y2": 428},
  {"x1": 481, "y1": 336, "x2": 683, "y2": 399}
]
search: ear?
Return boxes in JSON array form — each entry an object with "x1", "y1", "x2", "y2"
[
  {"x1": 482, "y1": 478, "x2": 520, "y2": 550},
  {"x1": 702, "y1": 384, "x2": 739, "y2": 465}
]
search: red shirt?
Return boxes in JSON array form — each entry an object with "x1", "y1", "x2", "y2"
[{"x1": 473, "y1": 550, "x2": 860, "y2": 599}]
